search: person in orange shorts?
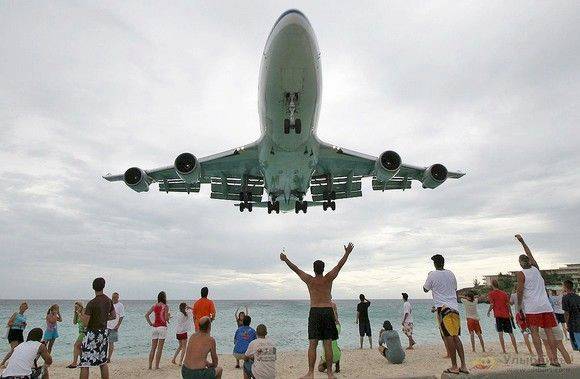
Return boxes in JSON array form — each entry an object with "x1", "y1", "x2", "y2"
[
  {"x1": 459, "y1": 291, "x2": 485, "y2": 352},
  {"x1": 192, "y1": 287, "x2": 216, "y2": 332}
]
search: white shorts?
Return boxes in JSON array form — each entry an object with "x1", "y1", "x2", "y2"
[
  {"x1": 539, "y1": 326, "x2": 563, "y2": 341},
  {"x1": 152, "y1": 326, "x2": 167, "y2": 340}
]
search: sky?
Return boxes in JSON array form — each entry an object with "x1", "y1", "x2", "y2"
[{"x1": 1, "y1": 1, "x2": 579, "y2": 300}]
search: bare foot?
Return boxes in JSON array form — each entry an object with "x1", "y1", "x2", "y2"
[
  {"x1": 406, "y1": 346, "x2": 414, "y2": 350},
  {"x1": 300, "y1": 371, "x2": 314, "y2": 379}
]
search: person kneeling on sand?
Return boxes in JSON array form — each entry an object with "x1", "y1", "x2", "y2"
[
  {"x1": 243, "y1": 324, "x2": 276, "y2": 379},
  {"x1": 182, "y1": 317, "x2": 222, "y2": 379},
  {"x1": 1, "y1": 328, "x2": 52, "y2": 379},
  {"x1": 378, "y1": 321, "x2": 405, "y2": 364}
]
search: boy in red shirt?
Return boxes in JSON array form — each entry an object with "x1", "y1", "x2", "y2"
[{"x1": 487, "y1": 279, "x2": 519, "y2": 354}]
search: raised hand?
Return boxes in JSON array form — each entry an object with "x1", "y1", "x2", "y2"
[
  {"x1": 280, "y1": 252, "x2": 287, "y2": 261},
  {"x1": 344, "y1": 242, "x2": 354, "y2": 254},
  {"x1": 515, "y1": 234, "x2": 524, "y2": 242}
]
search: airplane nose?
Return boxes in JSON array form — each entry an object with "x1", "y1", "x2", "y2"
[{"x1": 271, "y1": 9, "x2": 312, "y2": 35}]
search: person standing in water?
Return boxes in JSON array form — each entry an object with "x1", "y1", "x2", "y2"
[
  {"x1": 356, "y1": 294, "x2": 372, "y2": 349},
  {"x1": 235, "y1": 306, "x2": 249, "y2": 327},
  {"x1": 0, "y1": 302, "x2": 28, "y2": 368},
  {"x1": 280, "y1": 242, "x2": 354, "y2": 379}
]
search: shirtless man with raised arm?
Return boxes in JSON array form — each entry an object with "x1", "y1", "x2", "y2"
[
  {"x1": 280, "y1": 242, "x2": 354, "y2": 379},
  {"x1": 182, "y1": 317, "x2": 222, "y2": 379}
]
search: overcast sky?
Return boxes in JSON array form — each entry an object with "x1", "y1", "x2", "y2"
[{"x1": 1, "y1": 1, "x2": 579, "y2": 300}]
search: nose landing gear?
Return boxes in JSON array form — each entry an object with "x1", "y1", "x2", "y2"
[{"x1": 283, "y1": 92, "x2": 302, "y2": 134}]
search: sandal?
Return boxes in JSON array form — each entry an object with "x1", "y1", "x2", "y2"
[
  {"x1": 444, "y1": 368, "x2": 460, "y2": 375},
  {"x1": 531, "y1": 362, "x2": 546, "y2": 367},
  {"x1": 66, "y1": 364, "x2": 77, "y2": 369}
]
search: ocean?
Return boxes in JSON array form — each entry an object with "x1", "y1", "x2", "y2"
[{"x1": 1, "y1": 299, "x2": 499, "y2": 361}]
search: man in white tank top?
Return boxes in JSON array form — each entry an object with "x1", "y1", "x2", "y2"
[
  {"x1": 0, "y1": 328, "x2": 52, "y2": 379},
  {"x1": 514, "y1": 234, "x2": 558, "y2": 367}
]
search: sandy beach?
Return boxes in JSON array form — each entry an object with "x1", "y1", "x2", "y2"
[{"x1": 47, "y1": 342, "x2": 579, "y2": 378}]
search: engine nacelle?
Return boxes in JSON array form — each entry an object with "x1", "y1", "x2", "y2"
[
  {"x1": 123, "y1": 167, "x2": 150, "y2": 192},
  {"x1": 422, "y1": 164, "x2": 448, "y2": 189},
  {"x1": 174, "y1": 152, "x2": 200, "y2": 184},
  {"x1": 375, "y1": 150, "x2": 402, "y2": 182}
]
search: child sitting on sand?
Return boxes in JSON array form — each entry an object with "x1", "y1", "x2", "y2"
[{"x1": 378, "y1": 321, "x2": 405, "y2": 364}]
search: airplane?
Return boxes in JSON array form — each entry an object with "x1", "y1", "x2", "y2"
[{"x1": 104, "y1": 9, "x2": 465, "y2": 214}]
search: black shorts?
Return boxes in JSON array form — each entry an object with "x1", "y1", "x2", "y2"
[
  {"x1": 495, "y1": 317, "x2": 513, "y2": 333},
  {"x1": 7, "y1": 329, "x2": 24, "y2": 344},
  {"x1": 358, "y1": 320, "x2": 372, "y2": 337},
  {"x1": 308, "y1": 307, "x2": 338, "y2": 341},
  {"x1": 555, "y1": 313, "x2": 565, "y2": 323}
]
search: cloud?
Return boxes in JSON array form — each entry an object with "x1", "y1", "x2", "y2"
[{"x1": 1, "y1": 1, "x2": 579, "y2": 300}]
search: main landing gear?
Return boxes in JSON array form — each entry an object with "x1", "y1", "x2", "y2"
[
  {"x1": 322, "y1": 192, "x2": 336, "y2": 211},
  {"x1": 283, "y1": 92, "x2": 301, "y2": 134},
  {"x1": 238, "y1": 191, "x2": 253, "y2": 212},
  {"x1": 295, "y1": 200, "x2": 308, "y2": 214},
  {"x1": 267, "y1": 201, "x2": 280, "y2": 214}
]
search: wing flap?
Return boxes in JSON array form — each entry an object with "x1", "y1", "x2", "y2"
[
  {"x1": 158, "y1": 180, "x2": 201, "y2": 193},
  {"x1": 372, "y1": 177, "x2": 412, "y2": 191}
]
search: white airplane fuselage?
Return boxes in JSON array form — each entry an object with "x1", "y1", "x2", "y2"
[{"x1": 256, "y1": 10, "x2": 322, "y2": 211}]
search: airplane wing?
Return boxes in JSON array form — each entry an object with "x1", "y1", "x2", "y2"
[
  {"x1": 103, "y1": 142, "x2": 265, "y2": 202},
  {"x1": 311, "y1": 141, "x2": 464, "y2": 202}
]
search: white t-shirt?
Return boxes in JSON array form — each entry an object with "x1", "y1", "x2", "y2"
[
  {"x1": 461, "y1": 298, "x2": 479, "y2": 320},
  {"x1": 522, "y1": 267, "x2": 553, "y2": 314},
  {"x1": 107, "y1": 302, "x2": 125, "y2": 330},
  {"x1": 175, "y1": 310, "x2": 192, "y2": 334},
  {"x1": 245, "y1": 337, "x2": 276, "y2": 379},
  {"x1": 1, "y1": 341, "x2": 41, "y2": 377},
  {"x1": 403, "y1": 301, "x2": 413, "y2": 324},
  {"x1": 550, "y1": 295, "x2": 564, "y2": 314},
  {"x1": 423, "y1": 269, "x2": 459, "y2": 311}
]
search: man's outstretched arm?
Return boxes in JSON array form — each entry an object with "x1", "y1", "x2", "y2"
[
  {"x1": 326, "y1": 242, "x2": 355, "y2": 280},
  {"x1": 280, "y1": 252, "x2": 312, "y2": 283},
  {"x1": 515, "y1": 234, "x2": 539, "y2": 269}
]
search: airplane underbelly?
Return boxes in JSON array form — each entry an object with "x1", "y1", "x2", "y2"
[{"x1": 261, "y1": 26, "x2": 321, "y2": 152}]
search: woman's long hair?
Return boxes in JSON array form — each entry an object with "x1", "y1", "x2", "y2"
[
  {"x1": 179, "y1": 302, "x2": 187, "y2": 317},
  {"x1": 157, "y1": 291, "x2": 167, "y2": 304},
  {"x1": 47, "y1": 304, "x2": 58, "y2": 315}
]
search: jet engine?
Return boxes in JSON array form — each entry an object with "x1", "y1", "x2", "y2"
[
  {"x1": 422, "y1": 164, "x2": 448, "y2": 189},
  {"x1": 174, "y1": 152, "x2": 201, "y2": 184},
  {"x1": 375, "y1": 150, "x2": 401, "y2": 182},
  {"x1": 123, "y1": 167, "x2": 150, "y2": 192}
]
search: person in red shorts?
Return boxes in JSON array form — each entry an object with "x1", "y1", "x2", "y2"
[
  {"x1": 487, "y1": 279, "x2": 518, "y2": 354},
  {"x1": 459, "y1": 291, "x2": 485, "y2": 352},
  {"x1": 514, "y1": 234, "x2": 558, "y2": 367}
]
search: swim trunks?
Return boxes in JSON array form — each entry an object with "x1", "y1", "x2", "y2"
[
  {"x1": 308, "y1": 307, "x2": 338, "y2": 341},
  {"x1": 438, "y1": 307, "x2": 461, "y2": 337},
  {"x1": 181, "y1": 365, "x2": 216, "y2": 379},
  {"x1": 79, "y1": 329, "x2": 108, "y2": 367}
]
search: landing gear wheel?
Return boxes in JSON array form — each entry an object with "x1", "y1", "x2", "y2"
[
  {"x1": 274, "y1": 201, "x2": 280, "y2": 214},
  {"x1": 239, "y1": 203, "x2": 245, "y2": 212},
  {"x1": 323, "y1": 202, "x2": 328, "y2": 211},
  {"x1": 330, "y1": 201, "x2": 336, "y2": 211},
  {"x1": 302, "y1": 201, "x2": 308, "y2": 213},
  {"x1": 268, "y1": 201, "x2": 279, "y2": 214},
  {"x1": 295, "y1": 119, "x2": 301, "y2": 134},
  {"x1": 284, "y1": 119, "x2": 290, "y2": 134},
  {"x1": 247, "y1": 203, "x2": 253, "y2": 212}
]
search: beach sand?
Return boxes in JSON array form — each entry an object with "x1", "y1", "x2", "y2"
[{"x1": 47, "y1": 342, "x2": 579, "y2": 378}]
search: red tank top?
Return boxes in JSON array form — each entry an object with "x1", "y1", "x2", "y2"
[{"x1": 153, "y1": 303, "x2": 167, "y2": 327}]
